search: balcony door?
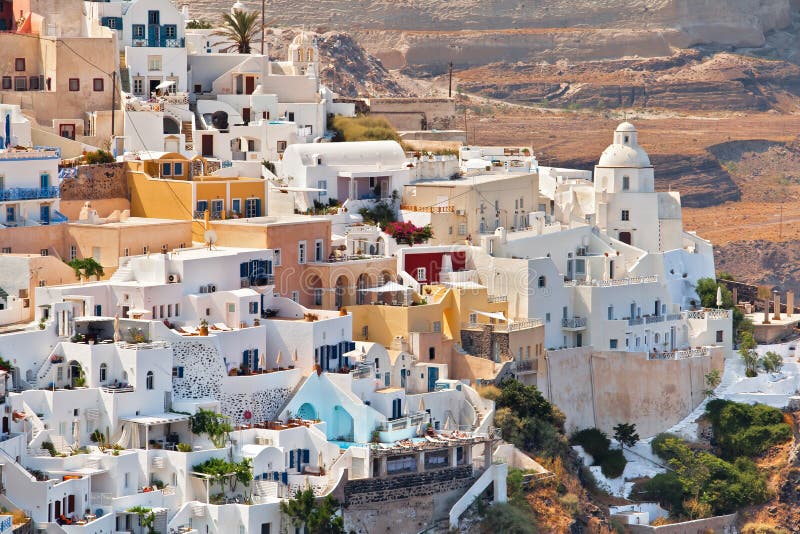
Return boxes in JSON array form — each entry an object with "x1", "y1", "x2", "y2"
[{"x1": 40, "y1": 205, "x2": 50, "y2": 225}]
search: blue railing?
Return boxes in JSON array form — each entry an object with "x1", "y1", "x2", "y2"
[
  {"x1": 59, "y1": 167, "x2": 77, "y2": 181},
  {"x1": 51, "y1": 210, "x2": 68, "y2": 224},
  {"x1": 0, "y1": 186, "x2": 60, "y2": 201}
]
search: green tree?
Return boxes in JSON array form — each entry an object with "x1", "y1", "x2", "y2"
[
  {"x1": 739, "y1": 332, "x2": 759, "y2": 377},
  {"x1": 67, "y1": 258, "x2": 105, "y2": 281},
  {"x1": 703, "y1": 369, "x2": 722, "y2": 398},
  {"x1": 189, "y1": 409, "x2": 233, "y2": 448},
  {"x1": 126, "y1": 506, "x2": 157, "y2": 534},
  {"x1": 760, "y1": 351, "x2": 783, "y2": 373},
  {"x1": 211, "y1": 10, "x2": 262, "y2": 54},
  {"x1": 186, "y1": 19, "x2": 213, "y2": 29},
  {"x1": 280, "y1": 488, "x2": 345, "y2": 534},
  {"x1": 613, "y1": 423, "x2": 639, "y2": 450}
]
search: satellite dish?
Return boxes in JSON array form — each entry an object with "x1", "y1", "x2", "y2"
[{"x1": 204, "y1": 230, "x2": 218, "y2": 249}]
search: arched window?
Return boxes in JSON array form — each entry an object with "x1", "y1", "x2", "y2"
[
  {"x1": 99, "y1": 363, "x2": 107, "y2": 382},
  {"x1": 537, "y1": 275, "x2": 546, "y2": 288},
  {"x1": 146, "y1": 371, "x2": 154, "y2": 390}
]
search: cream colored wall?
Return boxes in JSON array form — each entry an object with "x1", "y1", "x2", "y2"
[
  {"x1": 59, "y1": 199, "x2": 130, "y2": 220},
  {"x1": 540, "y1": 347, "x2": 725, "y2": 437}
]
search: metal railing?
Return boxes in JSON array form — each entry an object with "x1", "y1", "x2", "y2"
[
  {"x1": 399, "y1": 204, "x2": 454, "y2": 213},
  {"x1": 645, "y1": 315, "x2": 664, "y2": 324},
  {"x1": 648, "y1": 347, "x2": 712, "y2": 360},
  {"x1": 685, "y1": 309, "x2": 732, "y2": 320},
  {"x1": 628, "y1": 317, "x2": 643, "y2": 326},
  {"x1": 487, "y1": 295, "x2": 507, "y2": 304},
  {"x1": 0, "y1": 186, "x2": 60, "y2": 201},
  {"x1": 565, "y1": 275, "x2": 658, "y2": 288},
  {"x1": 561, "y1": 317, "x2": 587, "y2": 329}
]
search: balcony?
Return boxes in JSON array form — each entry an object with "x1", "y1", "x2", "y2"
[
  {"x1": 564, "y1": 275, "x2": 659, "y2": 288},
  {"x1": 462, "y1": 318, "x2": 543, "y2": 333},
  {"x1": 648, "y1": 347, "x2": 712, "y2": 361},
  {"x1": 400, "y1": 204, "x2": 454, "y2": 213},
  {"x1": 561, "y1": 317, "x2": 587, "y2": 331},
  {"x1": 242, "y1": 275, "x2": 274, "y2": 288},
  {"x1": 514, "y1": 359, "x2": 535, "y2": 372},
  {"x1": 0, "y1": 186, "x2": 60, "y2": 201}
]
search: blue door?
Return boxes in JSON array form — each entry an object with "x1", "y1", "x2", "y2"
[
  {"x1": 40, "y1": 173, "x2": 49, "y2": 189},
  {"x1": 427, "y1": 367, "x2": 439, "y2": 392},
  {"x1": 148, "y1": 24, "x2": 160, "y2": 47},
  {"x1": 40, "y1": 205, "x2": 50, "y2": 225}
]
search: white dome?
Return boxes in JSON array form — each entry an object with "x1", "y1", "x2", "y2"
[
  {"x1": 598, "y1": 144, "x2": 651, "y2": 167},
  {"x1": 597, "y1": 122, "x2": 651, "y2": 167}
]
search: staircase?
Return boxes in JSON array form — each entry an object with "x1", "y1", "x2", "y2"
[
  {"x1": 110, "y1": 260, "x2": 133, "y2": 282},
  {"x1": 119, "y1": 52, "x2": 130, "y2": 94},
  {"x1": 182, "y1": 121, "x2": 193, "y2": 151}
]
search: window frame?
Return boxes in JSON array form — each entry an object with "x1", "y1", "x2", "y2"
[
  {"x1": 14, "y1": 58, "x2": 25, "y2": 72},
  {"x1": 68, "y1": 78, "x2": 80, "y2": 92},
  {"x1": 93, "y1": 78, "x2": 104, "y2": 92},
  {"x1": 621, "y1": 209, "x2": 630, "y2": 222}
]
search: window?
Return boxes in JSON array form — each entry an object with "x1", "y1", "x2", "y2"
[
  {"x1": 429, "y1": 347, "x2": 435, "y2": 360},
  {"x1": 1, "y1": 247, "x2": 9, "y2": 254},
  {"x1": 29, "y1": 76, "x2": 40, "y2": 90},
  {"x1": 314, "y1": 288, "x2": 323, "y2": 306},
  {"x1": 291, "y1": 290, "x2": 299, "y2": 302},
  {"x1": 273, "y1": 249, "x2": 281, "y2": 266},
  {"x1": 14, "y1": 58, "x2": 25, "y2": 71},
  {"x1": 621, "y1": 210, "x2": 630, "y2": 222},
  {"x1": 132, "y1": 78, "x2": 144, "y2": 95},
  {"x1": 40, "y1": 249, "x2": 48, "y2": 256},
  {"x1": 159, "y1": 304, "x2": 165, "y2": 318},
  {"x1": 167, "y1": 304, "x2": 173, "y2": 317},
  {"x1": 93, "y1": 78, "x2": 104, "y2": 92},
  {"x1": 146, "y1": 371, "x2": 154, "y2": 390},
  {"x1": 147, "y1": 55, "x2": 162, "y2": 72},
  {"x1": 68, "y1": 78, "x2": 79, "y2": 91},
  {"x1": 172, "y1": 366, "x2": 184, "y2": 378},
  {"x1": 123, "y1": 248, "x2": 129, "y2": 257},
  {"x1": 99, "y1": 363, "x2": 107, "y2": 382},
  {"x1": 6, "y1": 206, "x2": 14, "y2": 222},
  {"x1": 469, "y1": 313, "x2": 477, "y2": 323},
  {"x1": 545, "y1": 312, "x2": 551, "y2": 323},
  {"x1": 432, "y1": 321, "x2": 441, "y2": 333},
  {"x1": 314, "y1": 239, "x2": 323, "y2": 262},
  {"x1": 716, "y1": 330, "x2": 724, "y2": 343},
  {"x1": 231, "y1": 198, "x2": 241, "y2": 214},
  {"x1": 124, "y1": 473, "x2": 129, "y2": 488},
  {"x1": 14, "y1": 77, "x2": 26, "y2": 91},
  {"x1": 142, "y1": 245, "x2": 149, "y2": 254},
  {"x1": 245, "y1": 198, "x2": 260, "y2": 217},
  {"x1": 175, "y1": 303, "x2": 180, "y2": 316},
  {"x1": 298, "y1": 241, "x2": 306, "y2": 264},
  {"x1": 249, "y1": 301, "x2": 258, "y2": 314},
  {"x1": 162, "y1": 163, "x2": 172, "y2": 176},
  {"x1": 537, "y1": 275, "x2": 546, "y2": 288},
  {"x1": 607, "y1": 305, "x2": 613, "y2": 320},
  {"x1": 132, "y1": 24, "x2": 145, "y2": 39},
  {"x1": 69, "y1": 246, "x2": 77, "y2": 260},
  {"x1": 147, "y1": 10, "x2": 160, "y2": 25},
  {"x1": 361, "y1": 325, "x2": 369, "y2": 339},
  {"x1": 610, "y1": 339, "x2": 618, "y2": 349},
  {"x1": 164, "y1": 24, "x2": 177, "y2": 39},
  {"x1": 277, "y1": 140, "x2": 287, "y2": 153},
  {"x1": 448, "y1": 226, "x2": 453, "y2": 235},
  {"x1": 161, "y1": 244, "x2": 168, "y2": 253},
  {"x1": 1, "y1": 77, "x2": 10, "y2": 90},
  {"x1": 622, "y1": 176, "x2": 630, "y2": 191},
  {"x1": 415, "y1": 267, "x2": 426, "y2": 281},
  {"x1": 458, "y1": 223, "x2": 467, "y2": 235}
]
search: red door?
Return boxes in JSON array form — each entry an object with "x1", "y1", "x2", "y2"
[
  {"x1": 245, "y1": 76, "x2": 255, "y2": 95},
  {"x1": 242, "y1": 108, "x2": 251, "y2": 124},
  {"x1": 202, "y1": 135, "x2": 213, "y2": 157}
]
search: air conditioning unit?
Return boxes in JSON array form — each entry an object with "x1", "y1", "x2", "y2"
[
  {"x1": 255, "y1": 436, "x2": 272, "y2": 446},
  {"x1": 167, "y1": 273, "x2": 180, "y2": 283},
  {"x1": 208, "y1": 284, "x2": 217, "y2": 293},
  {"x1": 455, "y1": 209, "x2": 465, "y2": 216}
]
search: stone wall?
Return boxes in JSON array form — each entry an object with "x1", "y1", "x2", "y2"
[
  {"x1": 368, "y1": 98, "x2": 456, "y2": 131},
  {"x1": 627, "y1": 513, "x2": 736, "y2": 534},
  {"x1": 344, "y1": 465, "x2": 474, "y2": 506},
  {"x1": 60, "y1": 163, "x2": 128, "y2": 201},
  {"x1": 460, "y1": 328, "x2": 509, "y2": 361},
  {"x1": 219, "y1": 388, "x2": 292, "y2": 426}
]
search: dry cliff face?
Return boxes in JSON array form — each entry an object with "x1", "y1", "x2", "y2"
[{"x1": 183, "y1": 0, "x2": 792, "y2": 68}]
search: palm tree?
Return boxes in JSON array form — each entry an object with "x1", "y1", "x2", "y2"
[{"x1": 212, "y1": 10, "x2": 262, "y2": 54}]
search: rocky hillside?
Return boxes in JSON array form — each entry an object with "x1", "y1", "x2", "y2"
[{"x1": 716, "y1": 240, "x2": 800, "y2": 295}]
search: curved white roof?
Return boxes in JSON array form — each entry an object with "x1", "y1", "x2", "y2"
[
  {"x1": 597, "y1": 122, "x2": 651, "y2": 167},
  {"x1": 284, "y1": 140, "x2": 407, "y2": 168}
]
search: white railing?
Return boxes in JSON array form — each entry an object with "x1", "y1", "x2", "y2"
[
  {"x1": 685, "y1": 309, "x2": 732, "y2": 320},
  {"x1": 461, "y1": 318, "x2": 543, "y2": 333},
  {"x1": 487, "y1": 295, "x2": 507, "y2": 303},
  {"x1": 648, "y1": 347, "x2": 712, "y2": 361},
  {"x1": 565, "y1": 275, "x2": 658, "y2": 288},
  {"x1": 561, "y1": 317, "x2": 587, "y2": 329},
  {"x1": 116, "y1": 340, "x2": 169, "y2": 350}
]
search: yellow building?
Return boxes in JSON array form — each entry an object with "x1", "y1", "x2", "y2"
[
  {"x1": 348, "y1": 282, "x2": 543, "y2": 383},
  {"x1": 127, "y1": 153, "x2": 269, "y2": 241}
]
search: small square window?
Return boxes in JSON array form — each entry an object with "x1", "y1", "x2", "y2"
[
  {"x1": 93, "y1": 78, "x2": 104, "y2": 92},
  {"x1": 621, "y1": 210, "x2": 630, "y2": 222},
  {"x1": 1, "y1": 77, "x2": 10, "y2": 90},
  {"x1": 68, "y1": 78, "x2": 80, "y2": 91},
  {"x1": 610, "y1": 339, "x2": 618, "y2": 349},
  {"x1": 14, "y1": 58, "x2": 25, "y2": 71},
  {"x1": 29, "y1": 76, "x2": 40, "y2": 90},
  {"x1": 545, "y1": 313, "x2": 551, "y2": 323},
  {"x1": 716, "y1": 330, "x2": 724, "y2": 343},
  {"x1": 14, "y1": 77, "x2": 26, "y2": 91}
]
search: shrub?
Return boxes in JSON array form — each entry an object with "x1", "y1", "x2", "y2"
[
  {"x1": 83, "y1": 150, "x2": 115, "y2": 165},
  {"x1": 651, "y1": 433, "x2": 683, "y2": 461},
  {"x1": 479, "y1": 502, "x2": 537, "y2": 533},
  {"x1": 704, "y1": 400, "x2": 792, "y2": 459},
  {"x1": 330, "y1": 115, "x2": 400, "y2": 143},
  {"x1": 41, "y1": 441, "x2": 57, "y2": 457},
  {"x1": 600, "y1": 449, "x2": 626, "y2": 479},
  {"x1": 570, "y1": 428, "x2": 611, "y2": 462},
  {"x1": 741, "y1": 523, "x2": 789, "y2": 534},
  {"x1": 384, "y1": 221, "x2": 433, "y2": 245},
  {"x1": 176, "y1": 443, "x2": 192, "y2": 452}
]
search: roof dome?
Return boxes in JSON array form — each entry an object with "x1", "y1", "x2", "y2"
[{"x1": 597, "y1": 122, "x2": 651, "y2": 167}]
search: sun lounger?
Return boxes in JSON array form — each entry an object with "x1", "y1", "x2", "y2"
[{"x1": 213, "y1": 323, "x2": 232, "y2": 331}]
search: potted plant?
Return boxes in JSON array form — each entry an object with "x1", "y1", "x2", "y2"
[{"x1": 198, "y1": 319, "x2": 209, "y2": 336}]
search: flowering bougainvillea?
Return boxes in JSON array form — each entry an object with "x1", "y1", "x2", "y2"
[{"x1": 384, "y1": 221, "x2": 434, "y2": 245}]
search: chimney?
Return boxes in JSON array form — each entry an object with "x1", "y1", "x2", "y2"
[
  {"x1": 788, "y1": 291, "x2": 795, "y2": 316},
  {"x1": 774, "y1": 292, "x2": 781, "y2": 320}
]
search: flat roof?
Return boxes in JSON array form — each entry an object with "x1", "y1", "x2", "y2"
[
  {"x1": 410, "y1": 171, "x2": 536, "y2": 188},
  {"x1": 120, "y1": 412, "x2": 191, "y2": 426},
  {"x1": 68, "y1": 217, "x2": 190, "y2": 228},
  {"x1": 212, "y1": 215, "x2": 330, "y2": 227}
]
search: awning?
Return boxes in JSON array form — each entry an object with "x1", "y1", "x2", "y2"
[
  {"x1": 360, "y1": 281, "x2": 410, "y2": 293},
  {"x1": 120, "y1": 412, "x2": 191, "y2": 426},
  {"x1": 471, "y1": 310, "x2": 507, "y2": 322},
  {"x1": 155, "y1": 80, "x2": 175, "y2": 90}
]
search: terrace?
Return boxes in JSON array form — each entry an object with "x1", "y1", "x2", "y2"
[{"x1": 0, "y1": 186, "x2": 60, "y2": 201}]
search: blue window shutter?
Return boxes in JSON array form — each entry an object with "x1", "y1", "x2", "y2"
[
  {"x1": 255, "y1": 198, "x2": 262, "y2": 217},
  {"x1": 289, "y1": 450, "x2": 295, "y2": 468},
  {"x1": 178, "y1": 366, "x2": 184, "y2": 378},
  {"x1": 253, "y1": 349, "x2": 259, "y2": 370},
  {"x1": 242, "y1": 350, "x2": 249, "y2": 368},
  {"x1": 240, "y1": 262, "x2": 247, "y2": 277},
  {"x1": 281, "y1": 472, "x2": 288, "y2": 485},
  {"x1": 303, "y1": 449, "x2": 310, "y2": 463}
]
